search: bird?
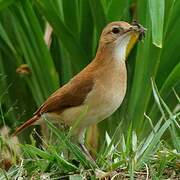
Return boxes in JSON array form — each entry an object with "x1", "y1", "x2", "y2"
[{"x1": 13, "y1": 21, "x2": 145, "y2": 161}]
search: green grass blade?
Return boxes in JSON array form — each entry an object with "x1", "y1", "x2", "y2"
[
  {"x1": 136, "y1": 118, "x2": 162, "y2": 159},
  {"x1": 0, "y1": 0, "x2": 15, "y2": 11},
  {"x1": 137, "y1": 119, "x2": 172, "y2": 167},
  {"x1": 159, "y1": 60, "x2": 180, "y2": 98},
  {"x1": 132, "y1": 131, "x2": 137, "y2": 153},
  {"x1": 148, "y1": 0, "x2": 164, "y2": 48},
  {"x1": 53, "y1": 153, "x2": 78, "y2": 171},
  {"x1": 107, "y1": 0, "x2": 129, "y2": 21},
  {"x1": 79, "y1": 0, "x2": 94, "y2": 59},
  {"x1": 22, "y1": 144, "x2": 78, "y2": 171},
  {"x1": 151, "y1": 80, "x2": 180, "y2": 152},
  {"x1": 35, "y1": 0, "x2": 88, "y2": 73},
  {"x1": 22, "y1": 144, "x2": 54, "y2": 161},
  {"x1": 69, "y1": 175, "x2": 84, "y2": 180},
  {"x1": 99, "y1": 121, "x2": 122, "y2": 161},
  {"x1": 62, "y1": 0, "x2": 79, "y2": 36},
  {"x1": 0, "y1": 22, "x2": 16, "y2": 54},
  {"x1": 88, "y1": 0, "x2": 107, "y2": 39},
  {"x1": 45, "y1": 118, "x2": 94, "y2": 168}
]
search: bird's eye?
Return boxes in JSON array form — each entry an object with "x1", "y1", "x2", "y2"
[{"x1": 112, "y1": 27, "x2": 120, "y2": 34}]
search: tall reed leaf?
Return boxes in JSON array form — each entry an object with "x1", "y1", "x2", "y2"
[
  {"x1": 88, "y1": 0, "x2": 106, "y2": 39},
  {"x1": 148, "y1": 0, "x2": 164, "y2": 48},
  {"x1": 35, "y1": 0, "x2": 88, "y2": 72},
  {"x1": 0, "y1": 0, "x2": 15, "y2": 11},
  {"x1": 107, "y1": 0, "x2": 129, "y2": 21}
]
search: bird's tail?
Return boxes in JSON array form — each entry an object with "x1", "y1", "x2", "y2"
[{"x1": 12, "y1": 115, "x2": 40, "y2": 136}]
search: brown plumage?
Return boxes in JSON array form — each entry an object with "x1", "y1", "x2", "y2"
[
  {"x1": 13, "y1": 21, "x2": 145, "y2": 149},
  {"x1": 13, "y1": 74, "x2": 94, "y2": 136}
]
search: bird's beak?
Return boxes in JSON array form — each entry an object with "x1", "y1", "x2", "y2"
[{"x1": 125, "y1": 22, "x2": 146, "y2": 58}]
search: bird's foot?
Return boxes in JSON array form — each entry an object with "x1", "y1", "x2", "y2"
[{"x1": 79, "y1": 143, "x2": 98, "y2": 167}]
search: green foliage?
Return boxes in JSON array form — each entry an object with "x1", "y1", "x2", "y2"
[{"x1": 148, "y1": 0, "x2": 164, "y2": 47}]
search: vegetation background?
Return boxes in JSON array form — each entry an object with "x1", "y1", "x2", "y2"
[{"x1": 0, "y1": 0, "x2": 179, "y2": 179}]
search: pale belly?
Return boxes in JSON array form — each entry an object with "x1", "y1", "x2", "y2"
[{"x1": 53, "y1": 77, "x2": 127, "y2": 129}]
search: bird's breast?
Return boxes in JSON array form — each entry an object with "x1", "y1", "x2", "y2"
[{"x1": 83, "y1": 61, "x2": 127, "y2": 126}]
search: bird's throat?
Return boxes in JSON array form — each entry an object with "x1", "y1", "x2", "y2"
[
  {"x1": 114, "y1": 33, "x2": 139, "y2": 61},
  {"x1": 114, "y1": 35, "x2": 131, "y2": 61}
]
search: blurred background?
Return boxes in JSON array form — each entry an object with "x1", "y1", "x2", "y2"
[{"x1": 0, "y1": 0, "x2": 179, "y2": 157}]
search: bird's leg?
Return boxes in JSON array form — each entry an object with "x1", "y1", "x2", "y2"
[
  {"x1": 79, "y1": 143, "x2": 96, "y2": 162},
  {"x1": 78, "y1": 129, "x2": 97, "y2": 166}
]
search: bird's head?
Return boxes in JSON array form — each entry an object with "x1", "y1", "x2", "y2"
[{"x1": 99, "y1": 21, "x2": 146, "y2": 61}]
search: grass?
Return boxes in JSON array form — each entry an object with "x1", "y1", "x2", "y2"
[{"x1": 0, "y1": 0, "x2": 180, "y2": 179}]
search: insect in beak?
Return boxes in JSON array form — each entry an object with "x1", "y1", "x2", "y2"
[{"x1": 131, "y1": 20, "x2": 147, "y2": 41}]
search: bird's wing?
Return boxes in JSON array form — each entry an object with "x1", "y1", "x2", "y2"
[
  {"x1": 12, "y1": 73, "x2": 94, "y2": 136},
  {"x1": 35, "y1": 76, "x2": 94, "y2": 115}
]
